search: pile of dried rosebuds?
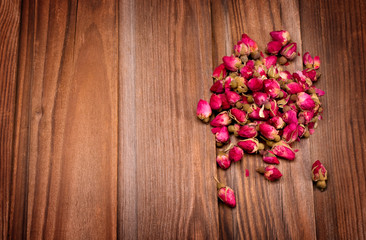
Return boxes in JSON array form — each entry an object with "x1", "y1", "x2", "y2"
[{"x1": 196, "y1": 30, "x2": 326, "y2": 207}]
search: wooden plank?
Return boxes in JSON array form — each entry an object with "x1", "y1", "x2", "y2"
[
  {"x1": 118, "y1": 0, "x2": 219, "y2": 238},
  {"x1": 211, "y1": 0, "x2": 317, "y2": 238},
  {"x1": 9, "y1": 0, "x2": 118, "y2": 239},
  {"x1": 300, "y1": 0, "x2": 366, "y2": 239},
  {"x1": 0, "y1": 1, "x2": 21, "y2": 239}
]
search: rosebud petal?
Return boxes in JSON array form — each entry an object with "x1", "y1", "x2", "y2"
[
  {"x1": 238, "y1": 124, "x2": 258, "y2": 138},
  {"x1": 216, "y1": 152, "x2": 231, "y2": 169},
  {"x1": 238, "y1": 138, "x2": 262, "y2": 154},
  {"x1": 303, "y1": 52, "x2": 314, "y2": 68},
  {"x1": 271, "y1": 141, "x2": 296, "y2": 160},
  {"x1": 270, "y1": 30, "x2": 291, "y2": 46},
  {"x1": 266, "y1": 41, "x2": 283, "y2": 55},
  {"x1": 313, "y1": 56, "x2": 320, "y2": 69},
  {"x1": 315, "y1": 88, "x2": 325, "y2": 97},
  {"x1": 209, "y1": 94, "x2": 222, "y2": 111},
  {"x1": 259, "y1": 123, "x2": 279, "y2": 140},
  {"x1": 280, "y1": 42, "x2": 297, "y2": 60},
  {"x1": 223, "y1": 55, "x2": 241, "y2": 72},
  {"x1": 229, "y1": 146, "x2": 244, "y2": 162},
  {"x1": 210, "y1": 80, "x2": 225, "y2": 93},
  {"x1": 197, "y1": 99, "x2": 212, "y2": 121},
  {"x1": 210, "y1": 111, "x2": 231, "y2": 127},
  {"x1": 297, "y1": 92, "x2": 315, "y2": 110},
  {"x1": 229, "y1": 108, "x2": 247, "y2": 125},
  {"x1": 247, "y1": 78, "x2": 263, "y2": 92}
]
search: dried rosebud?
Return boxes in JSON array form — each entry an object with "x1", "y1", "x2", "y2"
[
  {"x1": 238, "y1": 124, "x2": 258, "y2": 138},
  {"x1": 225, "y1": 90, "x2": 242, "y2": 106},
  {"x1": 196, "y1": 99, "x2": 212, "y2": 123},
  {"x1": 247, "y1": 78, "x2": 263, "y2": 92},
  {"x1": 266, "y1": 41, "x2": 283, "y2": 55},
  {"x1": 254, "y1": 65, "x2": 267, "y2": 78},
  {"x1": 240, "y1": 65, "x2": 254, "y2": 79},
  {"x1": 313, "y1": 56, "x2": 320, "y2": 70},
  {"x1": 280, "y1": 42, "x2": 297, "y2": 60},
  {"x1": 262, "y1": 150, "x2": 280, "y2": 164},
  {"x1": 210, "y1": 111, "x2": 231, "y2": 127},
  {"x1": 238, "y1": 138, "x2": 264, "y2": 154},
  {"x1": 256, "y1": 165, "x2": 282, "y2": 181},
  {"x1": 209, "y1": 94, "x2": 222, "y2": 111},
  {"x1": 216, "y1": 152, "x2": 231, "y2": 169},
  {"x1": 271, "y1": 141, "x2": 296, "y2": 160},
  {"x1": 297, "y1": 124, "x2": 306, "y2": 138},
  {"x1": 228, "y1": 123, "x2": 241, "y2": 136},
  {"x1": 267, "y1": 66, "x2": 280, "y2": 79},
  {"x1": 241, "y1": 34, "x2": 258, "y2": 52},
  {"x1": 229, "y1": 146, "x2": 244, "y2": 162},
  {"x1": 263, "y1": 56, "x2": 277, "y2": 69},
  {"x1": 298, "y1": 110, "x2": 314, "y2": 125},
  {"x1": 219, "y1": 94, "x2": 231, "y2": 110},
  {"x1": 210, "y1": 80, "x2": 225, "y2": 93},
  {"x1": 297, "y1": 92, "x2": 315, "y2": 110},
  {"x1": 315, "y1": 88, "x2": 325, "y2": 97},
  {"x1": 223, "y1": 55, "x2": 242, "y2": 72},
  {"x1": 312, "y1": 160, "x2": 327, "y2": 190},
  {"x1": 303, "y1": 69, "x2": 317, "y2": 82},
  {"x1": 279, "y1": 70, "x2": 293, "y2": 81},
  {"x1": 303, "y1": 52, "x2": 314, "y2": 68},
  {"x1": 270, "y1": 30, "x2": 291, "y2": 46},
  {"x1": 269, "y1": 116, "x2": 285, "y2": 129},
  {"x1": 211, "y1": 126, "x2": 230, "y2": 144},
  {"x1": 285, "y1": 82, "x2": 304, "y2": 94},
  {"x1": 282, "y1": 123, "x2": 299, "y2": 143},
  {"x1": 264, "y1": 79, "x2": 281, "y2": 98},
  {"x1": 282, "y1": 109, "x2": 298, "y2": 124},
  {"x1": 228, "y1": 108, "x2": 247, "y2": 125},
  {"x1": 215, "y1": 178, "x2": 236, "y2": 207},
  {"x1": 248, "y1": 106, "x2": 270, "y2": 120},
  {"x1": 259, "y1": 123, "x2": 280, "y2": 141},
  {"x1": 253, "y1": 92, "x2": 269, "y2": 107},
  {"x1": 234, "y1": 42, "x2": 250, "y2": 56},
  {"x1": 213, "y1": 64, "x2": 227, "y2": 80}
]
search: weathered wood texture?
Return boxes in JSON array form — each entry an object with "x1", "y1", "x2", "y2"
[
  {"x1": 1, "y1": 0, "x2": 366, "y2": 239},
  {"x1": 0, "y1": 1, "x2": 21, "y2": 239}
]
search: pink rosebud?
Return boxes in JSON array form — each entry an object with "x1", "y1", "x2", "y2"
[
  {"x1": 270, "y1": 30, "x2": 291, "y2": 46},
  {"x1": 286, "y1": 82, "x2": 304, "y2": 94},
  {"x1": 280, "y1": 42, "x2": 297, "y2": 60},
  {"x1": 254, "y1": 65, "x2": 267, "y2": 78},
  {"x1": 234, "y1": 42, "x2": 250, "y2": 56},
  {"x1": 248, "y1": 106, "x2": 270, "y2": 120},
  {"x1": 210, "y1": 111, "x2": 231, "y2": 127},
  {"x1": 263, "y1": 56, "x2": 277, "y2": 69},
  {"x1": 297, "y1": 124, "x2": 306, "y2": 138},
  {"x1": 223, "y1": 55, "x2": 241, "y2": 72},
  {"x1": 313, "y1": 56, "x2": 320, "y2": 69},
  {"x1": 266, "y1": 41, "x2": 283, "y2": 55},
  {"x1": 247, "y1": 78, "x2": 263, "y2": 92},
  {"x1": 246, "y1": 60, "x2": 255, "y2": 68},
  {"x1": 224, "y1": 76, "x2": 233, "y2": 91},
  {"x1": 219, "y1": 94, "x2": 231, "y2": 110},
  {"x1": 298, "y1": 111, "x2": 314, "y2": 125},
  {"x1": 268, "y1": 100, "x2": 279, "y2": 117},
  {"x1": 271, "y1": 141, "x2": 296, "y2": 160},
  {"x1": 315, "y1": 88, "x2": 325, "y2": 97},
  {"x1": 229, "y1": 146, "x2": 244, "y2": 162},
  {"x1": 215, "y1": 178, "x2": 236, "y2": 207},
  {"x1": 228, "y1": 123, "x2": 241, "y2": 136},
  {"x1": 269, "y1": 116, "x2": 285, "y2": 129},
  {"x1": 229, "y1": 108, "x2": 247, "y2": 125},
  {"x1": 253, "y1": 92, "x2": 269, "y2": 107},
  {"x1": 263, "y1": 79, "x2": 281, "y2": 98},
  {"x1": 282, "y1": 123, "x2": 299, "y2": 143},
  {"x1": 197, "y1": 99, "x2": 212, "y2": 122},
  {"x1": 257, "y1": 165, "x2": 282, "y2": 181},
  {"x1": 279, "y1": 70, "x2": 293, "y2": 81},
  {"x1": 216, "y1": 152, "x2": 231, "y2": 169},
  {"x1": 262, "y1": 150, "x2": 280, "y2": 164},
  {"x1": 225, "y1": 90, "x2": 242, "y2": 106},
  {"x1": 302, "y1": 68, "x2": 317, "y2": 82},
  {"x1": 209, "y1": 94, "x2": 222, "y2": 111},
  {"x1": 240, "y1": 65, "x2": 254, "y2": 79},
  {"x1": 259, "y1": 123, "x2": 280, "y2": 141},
  {"x1": 238, "y1": 124, "x2": 258, "y2": 138},
  {"x1": 241, "y1": 34, "x2": 258, "y2": 52},
  {"x1": 303, "y1": 52, "x2": 314, "y2": 68},
  {"x1": 210, "y1": 80, "x2": 224, "y2": 93},
  {"x1": 311, "y1": 160, "x2": 327, "y2": 190},
  {"x1": 237, "y1": 138, "x2": 263, "y2": 154},
  {"x1": 211, "y1": 126, "x2": 230, "y2": 143},
  {"x1": 213, "y1": 64, "x2": 227, "y2": 80},
  {"x1": 297, "y1": 92, "x2": 315, "y2": 110},
  {"x1": 282, "y1": 109, "x2": 298, "y2": 124}
]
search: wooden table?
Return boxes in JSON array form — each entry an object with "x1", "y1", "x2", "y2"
[{"x1": 1, "y1": 0, "x2": 365, "y2": 239}]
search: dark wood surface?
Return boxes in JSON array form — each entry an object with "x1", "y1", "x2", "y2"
[{"x1": 1, "y1": 0, "x2": 365, "y2": 239}]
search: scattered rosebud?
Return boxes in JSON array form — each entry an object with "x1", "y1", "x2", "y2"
[
  {"x1": 215, "y1": 177, "x2": 236, "y2": 207},
  {"x1": 216, "y1": 152, "x2": 231, "y2": 169},
  {"x1": 297, "y1": 92, "x2": 315, "y2": 110},
  {"x1": 213, "y1": 64, "x2": 227, "y2": 80},
  {"x1": 271, "y1": 141, "x2": 296, "y2": 160},
  {"x1": 229, "y1": 146, "x2": 244, "y2": 162},
  {"x1": 262, "y1": 150, "x2": 280, "y2": 164},
  {"x1": 209, "y1": 94, "x2": 222, "y2": 111},
  {"x1": 258, "y1": 123, "x2": 280, "y2": 141},
  {"x1": 238, "y1": 124, "x2": 258, "y2": 138},
  {"x1": 256, "y1": 165, "x2": 282, "y2": 181},
  {"x1": 282, "y1": 123, "x2": 299, "y2": 143},
  {"x1": 228, "y1": 108, "x2": 247, "y2": 125},
  {"x1": 303, "y1": 52, "x2": 314, "y2": 68},
  {"x1": 311, "y1": 160, "x2": 327, "y2": 190},
  {"x1": 270, "y1": 30, "x2": 291, "y2": 46},
  {"x1": 210, "y1": 111, "x2": 231, "y2": 127},
  {"x1": 197, "y1": 99, "x2": 212, "y2": 123},
  {"x1": 280, "y1": 42, "x2": 297, "y2": 60},
  {"x1": 211, "y1": 126, "x2": 230, "y2": 144},
  {"x1": 266, "y1": 41, "x2": 283, "y2": 55},
  {"x1": 223, "y1": 55, "x2": 242, "y2": 72},
  {"x1": 238, "y1": 138, "x2": 264, "y2": 154}
]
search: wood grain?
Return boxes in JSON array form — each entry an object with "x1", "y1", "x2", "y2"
[
  {"x1": 0, "y1": 1, "x2": 21, "y2": 239},
  {"x1": 118, "y1": 0, "x2": 219, "y2": 238},
  {"x1": 212, "y1": 0, "x2": 316, "y2": 239},
  {"x1": 300, "y1": 0, "x2": 366, "y2": 239},
  {"x1": 9, "y1": 0, "x2": 118, "y2": 239}
]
